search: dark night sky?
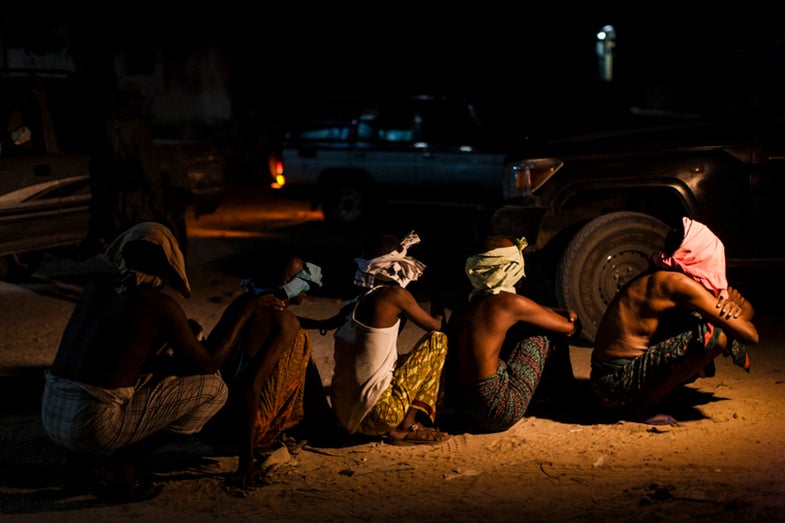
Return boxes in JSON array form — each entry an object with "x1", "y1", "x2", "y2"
[{"x1": 26, "y1": 8, "x2": 785, "y2": 141}]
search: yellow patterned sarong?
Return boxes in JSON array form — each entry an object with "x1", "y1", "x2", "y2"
[{"x1": 357, "y1": 331, "x2": 448, "y2": 436}]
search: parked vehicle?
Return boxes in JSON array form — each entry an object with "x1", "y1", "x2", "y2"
[
  {"x1": 267, "y1": 95, "x2": 512, "y2": 227},
  {"x1": 0, "y1": 69, "x2": 225, "y2": 280},
  {"x1": 492, "y1": 115, "x2": 785, "y2": 344}
]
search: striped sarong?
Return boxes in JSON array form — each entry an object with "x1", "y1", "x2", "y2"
[
  {"x1": 590, "y1": 318, "x2": 721, "y2": 410},
  {"x1": 455, "y1": 334, "x2": 553, "y2": 433}
]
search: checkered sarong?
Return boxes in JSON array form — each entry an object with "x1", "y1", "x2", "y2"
[{"x1": 41, "y1": 370, "x2": 227, "y2": 455}]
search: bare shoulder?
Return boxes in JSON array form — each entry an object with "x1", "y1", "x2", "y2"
[
  {"x1": 653, "y1": 270, "x2": 708, "y2": 297},
  {"x1": 132, "y1": 287, "x2": 187, "y2": 320},
  {"x1": 380, "y1": 285, "x2": 411, "y2": 297},
  {"x1": 374, "y1": 285, "x2": 415, "y2": 305},
  {"x1": 274, "y1": 306, "x2": 301, "y2": 330},
  {"x1": 469, "y1": 291, "x2": 539, "y2": 318}
]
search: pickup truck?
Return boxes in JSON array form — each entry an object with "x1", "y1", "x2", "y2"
[
  {"x1": 492, "y1": 117, "x2": 785, "y2": 344},
  {"x1": 268, "y1": 95, "x2": 509, "y2": 227}
]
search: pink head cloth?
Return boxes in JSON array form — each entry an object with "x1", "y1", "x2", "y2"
[{"x1": 651, "y1": 217, "x2": 729, "y2": 299}]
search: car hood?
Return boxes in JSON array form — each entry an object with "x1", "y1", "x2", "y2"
[{"x1": 511, "y1": 118, "x2": 759, "y2": 161}]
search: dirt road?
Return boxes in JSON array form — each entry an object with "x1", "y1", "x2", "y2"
[{"x1": 2, "y1": 184, "x2": 784, "y2": 522}]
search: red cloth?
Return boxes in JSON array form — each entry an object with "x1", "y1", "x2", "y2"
[{"x1": 651, "y1": 217, "x2": 729, "y2": 299}]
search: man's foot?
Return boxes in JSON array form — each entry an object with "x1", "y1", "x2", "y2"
[
  {"x1": 724, "y1": 338, "x2": 750, "y2": 372},
  {"x1": 626, "y1": 406, "x2": 683, "y2": 427},
  {"x1": 639, "y1": 413, "x2": 683, "y2": 427},
  {"x1": 385, "y1": 424, "x2": 451, "y2": 446},
  {"x1": 62, "y1": 452, "x2": 97, "y2": 494},
  {"x1": 93, "y1": 477, "x2": 164, "y2": 503},
  {"x1": 92, "y1": 458, "x2": 163, "y2": 503}
]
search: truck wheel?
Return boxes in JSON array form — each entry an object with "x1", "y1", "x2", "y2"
[
  {"x1": 322, "y1": 184, "x2": 368, "y2": 227},
  {"x1": 555, "y1": 212, "x2": 669, "y2": 344}
]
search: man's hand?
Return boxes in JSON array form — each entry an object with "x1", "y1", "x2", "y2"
[
  {"x1": 567, "y1": 311, "x2": 582, "y2": 339},
  {"x1": 716, "y1": 295, "x2": 742, "y2": 319},
  {"x1": 252, "y1": 294, "x2": 285, "y2": 312}
]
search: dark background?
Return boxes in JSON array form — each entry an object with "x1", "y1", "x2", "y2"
[
  {"x1": 5, "y1": 9, "x2": 785, "y2": 183},
  {"x1": 57, "y1": 9, "x2": 785, "y2": 131}
]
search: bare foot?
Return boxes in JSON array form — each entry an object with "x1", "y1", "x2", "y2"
[
  {"x1": 386, "y1": 423, "x2": 451, "y2": 446},
  {"x1": 626, "y1": 406, "x2": 683, "y2": 427}
]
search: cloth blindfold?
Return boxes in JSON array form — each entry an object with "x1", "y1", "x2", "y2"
[
  {"x1": 651, "y1": 217, "x2": 728, "y2": 299},
  {"x1": 104, "y1": 221, "x2": 191, "y2": 298},
  {"x1": 242, "y1": 262, "x2": 323, "y2": 299},
  {"x1": 465, "y1": 237, "x2": 527, "y2": 301},
  {"x1": 353, "y1": 230, "x2": 425, "y2": 289}
]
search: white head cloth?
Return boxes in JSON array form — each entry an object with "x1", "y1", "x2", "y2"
[
  {"x1": 465, "y1": 237, "x2": 527, "y2": 301},
  {"x1": 353, "y1": 230, "x2": 426, "y2": 289}
]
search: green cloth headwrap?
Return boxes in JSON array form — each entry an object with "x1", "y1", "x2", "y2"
[{"x1": 465, "y1": 237, "x2": 527, "y2": 301}]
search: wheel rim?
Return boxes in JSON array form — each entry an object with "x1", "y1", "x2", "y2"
[
  {"x1": 591, "y1": 249, "x2": 649, "y2": 307},
  {"x1": 333, "y1": 188, "x2": 363, "y2": 223}
]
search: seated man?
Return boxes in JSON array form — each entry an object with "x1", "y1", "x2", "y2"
[
  {"x1": 330, "y1": 231, "x2": 451, "y2": 445},
  {"x1": 41, "y1": 222, "x2": 284, "y2": 503},
  {"x1": 444, "y1": 235, "x2": 580, "y2": 433},
  {"x1": 590, "y1": 217, "x2": 759, "y2": 423},
  {"x1": 200, "y1": 249, "x2": 334, "y2": 489}
]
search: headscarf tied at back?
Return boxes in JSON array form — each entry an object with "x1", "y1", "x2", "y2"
[
  {"x1": 104, "y1": 221, "x2": 191, "y2": 298},
  {"x1": 353, "y1": 230, "x2": 426, "y2": 289},
  {"x1": 650, "y1": 216, "x2": 729, "y2": 299},
  {"x1": 465, "y1": 237, "x2": 527, "y2": 301}
]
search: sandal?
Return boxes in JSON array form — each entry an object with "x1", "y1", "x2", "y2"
[
  {"x1": 93, "y1": 477, "x2": 164, "y2": 503},
  {"x1": 385, "y1": 423, "x2": 451, "y2": 446}
]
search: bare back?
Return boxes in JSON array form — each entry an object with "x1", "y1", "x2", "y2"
[
  {"x1": 50, "y1": 274, "x2": 208, "y2": 388},
  {"x1": 593, "y1": 270, "x2": 759, "y2": 361},
  {"x1": 353, "y1": 285, "x2": 443, "y2": 332},
  {"x1": 448, "y1": 292, "x2": 577, "y2": 384}
]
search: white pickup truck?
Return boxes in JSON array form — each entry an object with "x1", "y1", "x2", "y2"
[{"x1": 268, "y1": 95, "x2": 511, "y2": 227}]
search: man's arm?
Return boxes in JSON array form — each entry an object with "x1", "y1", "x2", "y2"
[
  {"x1": 166, "y1": 293, "x2": 284, "y2": 374},
  {"x1": 671, "y1": 276, "x2": 759, "y2": 344},
  {"x1": 297, "y1": 300, "x2": 354, "y2": 333},
  {"x1": 510, "y1": 295, "x2": 580, "y2": 337},
  {"x1": 391, "y1": 287, "x2": 443, "y2": 332}
]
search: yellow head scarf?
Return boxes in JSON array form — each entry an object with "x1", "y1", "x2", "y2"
[{"x1": 465, "y1": 237, "x2": 527, "y2": 301}]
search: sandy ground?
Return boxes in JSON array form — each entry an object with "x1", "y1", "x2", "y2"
[{"x1": 2, "y1": 186, "x2": 785, "y2": 522}]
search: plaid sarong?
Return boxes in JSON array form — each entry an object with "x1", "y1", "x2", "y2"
[{"x1": 41, "y1": 370, "x2": 227, "y2": 456}]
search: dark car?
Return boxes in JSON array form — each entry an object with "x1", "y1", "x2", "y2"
[
  {"x1": 267, "y1": 95, "x2": 511, "y2": 226},
  {"x1": 0, "y1": 69, "x2": 225, "y2": 280},
  {"x1": 491, "y1": 113, "x2": 785, "y2": 344}
]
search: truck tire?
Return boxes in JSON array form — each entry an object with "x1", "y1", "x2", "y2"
[
  {"x1": 555, "y1": 212, "x2": 669, "y2": 344},
  {"x1": 321, "y1": 183, "x2": 368, "y2": 227}
]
